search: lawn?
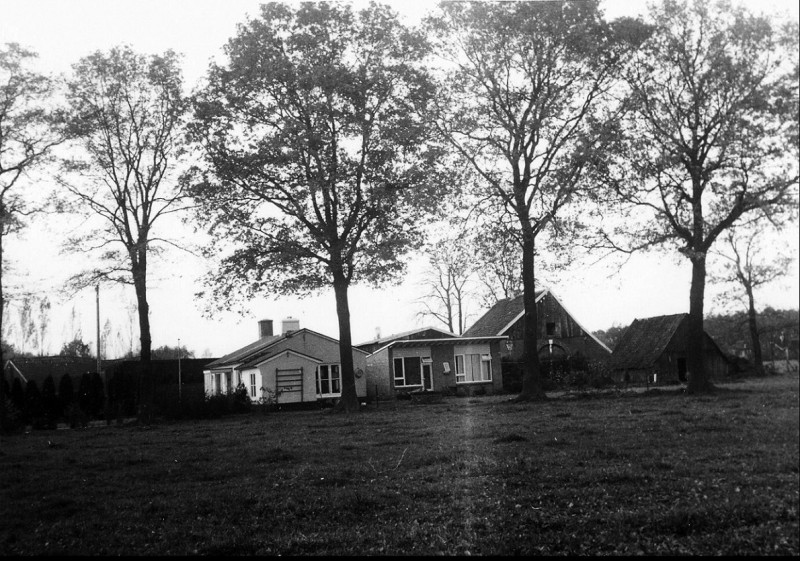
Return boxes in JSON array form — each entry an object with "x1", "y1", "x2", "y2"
[{"x1": 1, "y1": 373, "x2": 797, "y2": 555}]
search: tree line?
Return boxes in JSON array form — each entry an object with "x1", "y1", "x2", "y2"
[{"x1": 1, "y1": 0, "x2": 797, "y2": 417}]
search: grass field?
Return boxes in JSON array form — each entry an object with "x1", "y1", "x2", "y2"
[{"x1": 1, "y1": 373, "x2": 797, "y2": 555}]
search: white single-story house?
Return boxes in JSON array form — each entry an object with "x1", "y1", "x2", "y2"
[{"x1": 204, "y1": 318, "x2": 368, "y2": 405}]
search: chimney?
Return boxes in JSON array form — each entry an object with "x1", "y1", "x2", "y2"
[
  {"x1": 281, "y1": 317, "x2": 300, "y2": 335},
  {"x1": 258, "y1": 319, "x2": 273, "y2": 339},
  {"x1": 375, "y1": 326, "x2": 381, "y2": 340}
]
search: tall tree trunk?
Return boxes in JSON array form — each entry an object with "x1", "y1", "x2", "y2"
[
  {"x1": 745, "y1": 285, "x2": 764, "y2": 376},
  {"x1": 0, "y1": 228, "x2": 5, "y2": 427},
  {"x1": 517, "y1": 225, "x2": 546, "y2": 401},
  {"x1": 686, "y1": 254, "x2": 714, "y2": 394},
  {"x1": 133, "y1": 257, "x2": 153, "y2": 423},
  {"x1": 332, "y1": 271, "x2": 359, "y2": 413}
]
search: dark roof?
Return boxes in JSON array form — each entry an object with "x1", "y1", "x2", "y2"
[
  {"x1": 463, "y1": 291, "x2": 546, "y2": 337},
  {"x1": 611, "y1": 314, "x2": 686, "y2": 370},
  {"x1": 205, "y1": 334, "x2": 286, "y2": 370},
  {"x1": 4, "y1": 356, "x2": 100, "y2": 386},
  {"x1": 206, "y1": 327, "x2": 367, "y2": 371},
  {"x1": 355, "y1": 326, "x2": 457, "y2": 349},
  {"x1": 238, "y1": 349, "x2": 322, "y2": 370}
]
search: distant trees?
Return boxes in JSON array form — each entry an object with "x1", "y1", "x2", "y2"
[
  {"x1": 151, "y1": 345, "x2": 194, "y2": 360},
  {"x1": 60, "y1": 46, "x2": 188, "y2": 422},
  {"x1": 186, "y1": 3, "x2": 445, "y2": 412},
  {"x1": 0, "y1": 43, "x2": 62, "y2": 375},
  {"x1": 596, "y1": 0, "x2": 799, "y2": 393},
  {"x1": 592, "y1": 324, "x2": 629, "y2": 352},
  {"x1": 59, "y1": 337, "x2": 92, "y2": 358},
  {"x1": 427, "y1": 1, "x2": 644, "y2": 400}
]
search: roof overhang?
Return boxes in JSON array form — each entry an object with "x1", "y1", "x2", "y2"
[
  {"x1": 240, "y1": 349, "x2": 323, "y2": 370},
  {"x1": 368, "y1": 336, "x2": 508, "y2": 356}
]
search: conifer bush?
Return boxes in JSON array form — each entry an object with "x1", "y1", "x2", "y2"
[{"x1": 58, "y1": 373, "x2": 75, "y2": 412}]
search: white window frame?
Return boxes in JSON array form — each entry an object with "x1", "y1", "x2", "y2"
[
  {"x1": 393, "y1": 356, "x2": 424, "y2": 388},
  {"x1": 455, "y1": 353, "x2": 492, "y2": 384},
  {"x1": 316, "y1": 364, "x2": 342, "y2": 397},
  {"x1": 249, "y1": 373, "x2": 257, "y2": 398}
]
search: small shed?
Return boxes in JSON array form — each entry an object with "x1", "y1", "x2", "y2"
[{"x1": 611, "y1": 314, "x2": 728, "y2": 384}]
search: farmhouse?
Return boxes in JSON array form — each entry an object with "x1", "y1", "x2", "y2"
[
  {"x1": 610, "y1": 313, "x2": 729, "y2": 384},
  {"x1": 204, "y1": 318, "x2": 368, "y2": 405},
  {"x1": 463, "y1": 288, "x2": 611, "y2": 360},
  {"x1": 364, "y1": 335, "x2": 507, "y2": 399}
]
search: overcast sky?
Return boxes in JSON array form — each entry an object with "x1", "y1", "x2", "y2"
[{"x1": 1, "y1": 0, "x2": 798, "y2": 358}]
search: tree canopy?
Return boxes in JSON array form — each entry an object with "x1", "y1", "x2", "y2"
[
  {"x1": 60, "y1": 45, "x2": 187, "y2": 421},
  {"x1": 596, "y1": 0, "x2": 799, "y2": 392},
  {"x1": 427, "y1": 0, "x2": 644, "y2": 399},
  {"x1": 186, "y1": 2, "x2": 446, "y2": 411}
]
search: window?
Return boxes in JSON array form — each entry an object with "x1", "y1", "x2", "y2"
[
  {"x1": 225, "y1": 372, "x2": 232, "y2": 393},
  {"x1": 249, "y1": 373, "x2": 257, "y2": 398},
  {"x1": 455, "y1": 353, "x2": 492, "y2": 383},
  {"x1": 316, "y1": 364, "x2": 341, "y2": 397},
  {"x1": 546, "y1": 322, "x2": 556, "y2": 336},
  {"x1": 393, "y1": 356, "x2": 422, "y2": 387}
]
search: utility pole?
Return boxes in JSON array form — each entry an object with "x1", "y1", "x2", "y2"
[
  {"x1": 178, "y1": 337, "x2": 182, "y2": 403},
  {"x1": 96, "y1": 284, "x2": 101, "y2": 374}
]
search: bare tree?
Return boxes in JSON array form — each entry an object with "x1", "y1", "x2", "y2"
[
  {"x1": 711, "y1": 226, "x2": 794, "y2": 375},
  {"x1": 59, "y1": 46, "x2": 187, "y2": 422},
  {"x1": 417, "y1": 236, "x2": 475, "y2": 334},
  {"x1": 37, "y1": 296, "x2": 50, "y2": 355}
]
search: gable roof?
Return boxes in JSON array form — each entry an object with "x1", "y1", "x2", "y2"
[
  {"x1": 239, "y1": 349, "x2": 323, "y2": 370},
  {"x1": 355, "y1": 326, "x2": 458, "y2": 348},
  {"x1": 463, "y1": 288, "x2": 612, "y2": 354},
  {"x1": 367, "y1": 336, "x2": 508, "y2": 356},
  {"x1": 611, "y1": 314, "x2": 686, "y2": 370},
  {"x1": 463, "y1": 290, "x2": 547, "y2": 337},
  {"x1": 205, "y1": 334, "x2": 285, "y2": 370},
  {"x1": 4, "y1": 356, "x2": 100, "y2": 386},
  {"x1": 206, "y1": 327, "x2": 368, "y2": 371}
]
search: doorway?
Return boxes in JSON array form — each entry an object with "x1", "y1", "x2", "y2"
[
  {"x1": 422, "y1": 363, "x2": 433, "y2": 391},
  {"x1": 677, "y1": 358, "x2": 687, "y2": 382}
]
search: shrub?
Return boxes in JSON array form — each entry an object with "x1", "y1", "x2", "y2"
[
  {"x1": 65, "y1": 402, "x2": 89, "y2": 428},
  {"x1": 231, "y1": 383, "x2": 252, "y2": 414},
  {"x1": 58, "y1": 373, "x2": 75, "y2": 412},
  {"x1": 40, "y1": 375, "x2": 60, "y2": 429},
  {"x1": 1, "y1": 397, "x2": 25, "y2": 433},
  {"x1": 11, "y1": 378, "x2": 24, "y2": 411},
  {"x1": 77, "y1": 373, "x2": 93, "y2": 417},
  {"x1": 89, "y1": 372, "x2": 105, "y2": 418},
  {"x1": 24, "y1": 379, "x2": 44, "y2": 426}
]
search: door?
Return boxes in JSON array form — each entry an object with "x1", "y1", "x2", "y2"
[
  {"x1": 677, "y1": 358, "x2": 687, "y2": 382},
  {"x1": 422, "y1": 363, "x2": 433, "y2": 391}
]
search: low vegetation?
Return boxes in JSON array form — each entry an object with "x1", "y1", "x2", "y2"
[{"x1": 0, "y1": 373, "x2": 797, "y2": 555}]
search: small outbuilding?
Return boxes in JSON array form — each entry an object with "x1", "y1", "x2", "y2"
[{"x1": 610, "y1": 313, "x2": 729, "y2": 384}]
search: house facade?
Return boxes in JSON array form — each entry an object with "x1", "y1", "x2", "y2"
[
  {"x1": 204, "y1": 318, "x2": 368, "y2": 405},
  {"x1": 463, "y1": 289, "x2": 611, "y2": 361},
  {"x1": 365, "y1": 336, "x2": 507, "y2": 399},
  {"x1": 610, "y1": 314, "x2": 729, "y2": 384}
]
